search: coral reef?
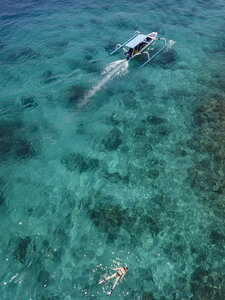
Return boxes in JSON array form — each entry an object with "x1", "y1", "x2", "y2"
[
  {"x1": 65, "y1": 85, "x2": 86, "y2": 108},
  {"x1": 61, "y1": 152, "x2": 99, "y2": 172},
  {"x1": 82, "y1": 191, "x2": 160, "y2": 243},
  {"x1": 103, "y1": 127, "x2": 122, "y2": 151},
  {"x1": 21, "y1": 96, "x2": 37, "y2": 110},
  {"x1": 190, "y1": 268, "x2": 225, "y2": 300}
]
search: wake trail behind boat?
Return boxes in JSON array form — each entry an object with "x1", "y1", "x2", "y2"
[{"x1": 78, "y1": 59, "x2": 128, "y2": 108}]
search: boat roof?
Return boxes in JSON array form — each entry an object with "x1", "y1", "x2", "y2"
[{"x1": 125, "y1": 34, "x2": 147, "y2": 48}]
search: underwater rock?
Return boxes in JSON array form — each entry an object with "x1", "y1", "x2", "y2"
[
  {"x1": 21, "y1": 96, "x2": 37, "y2": 109},
  {"x1": 14, "y1": 236, "x2": 31, "y2": 263},
  {"x1": 66, "y1": 85, "x2": 86, "y2": 107},
  {"x1": 103, "y1": 127, "x2": 122, "y2": 151},
  {"x1": 61, "y1": 152, "x2": 99, "y2": 172}
]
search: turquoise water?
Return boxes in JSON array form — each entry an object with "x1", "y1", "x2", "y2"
[{"x1": 0, "y1": 0, "x2": 225, "y2": 299}]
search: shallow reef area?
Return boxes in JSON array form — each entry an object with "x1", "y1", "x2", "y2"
[{"x1": 0, "y1": 0, "x2": 225, "y2": 299}]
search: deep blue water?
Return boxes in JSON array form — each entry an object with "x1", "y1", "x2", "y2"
[{"x1": 0, "y1": 0, "x2": 225, "y2": 299}]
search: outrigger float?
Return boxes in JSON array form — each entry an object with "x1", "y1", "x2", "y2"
[{"x1": 110, "y1": 31, "x2": 168, "y2": 67}]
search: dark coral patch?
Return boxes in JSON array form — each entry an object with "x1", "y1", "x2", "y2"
[
  {"x1": 0, "y1": 191, "x2": 5, "y2": 206},
  {"x1": 105, "y1": 113, "x2": 120, "y2": 126},
  {"x1": 134, "y1": 127, "x2": 146, "y2": 138},
  {"x1": 142, "y1": 292, "x2": 156, "y2": 300},
  {"x1": 83, "y1": 192, "x2": 159, "y2": 239},
  {"x1": 21, "y1": 96, "x2": 37, "y2": 110},
  {"x1": 89, "y1": 204, "x2": 123, "y2": 234},
  {"x1": 147, "y1": 169, "x2": 159, "y2": 179},
  {"x1": 0, "y1": 119, "x2": 38, "y2": 161},
  {"x1": 61, "y1": 153, "x2": 99, "y2": 172},
  {"x1": 6, "y1": 47, "x2": 40, "y2": 63},
  {"x1": 104, "y1": 172, "x2": 129, "y2": 184},
  {"x1": 147, "y1": 115, "x2": 165, "y2": 125},
  {"x1": 210, "y1": 230, "x2": 225, "y2": 246},
  {"x1": 42, "y1": 71, "x2": 57, "y2": 84},
  {"x1": 0, "y1": 122, "x2": 15, "y2": 154},
  {"x1": 14, "y1": 139, "x2": 35, "y2": 159},
  {"x1": 37, "y1": 270, "x2": 50, "y2": 287},
  {"x1": 0, "y1": 40, "x2": 6, "y2": 50},
  {"x1": 66, "y1": 85, "x2": 86, "y2": 107},
  {"x1": 84, "y1": 54, "x2": 92, "y2": 61},
  {"x1": 13, "y1": 236, "x2": 31, "y2": 263},
  {"x1": 48, "y1": 40, "x2": 68, "y2": 53},
  {"x1": 156, "y1": 49, "x2": 179, "y2": 68},
  {"x1": 190, "y1": 268, "x2": 225, "y2": 299},
  {"x1": 189, "y1": 98, "x2": 225, "y2": 218},
  {"x1": 103, "y1": 127, "x2": 122, "y2": 151},
  {"x1": 105, "y1": 40, "x2": 117, "y2": 54}
]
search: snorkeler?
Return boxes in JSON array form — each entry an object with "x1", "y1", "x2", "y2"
[{"x1": 99, "y1": 266, "x2": 128, "y2": 296}]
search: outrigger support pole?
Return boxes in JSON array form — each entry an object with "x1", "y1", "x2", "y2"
[
  {"x1": 110, "y1": 31, "x2": 140, "y2": 55},
  {"x1": 140, "y1": 38, "x2": 167, "y2": 67}
]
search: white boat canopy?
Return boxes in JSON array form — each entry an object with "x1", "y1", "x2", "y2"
[{"x1": 125, "y1": 34, "x2": 148, "y2": 48}]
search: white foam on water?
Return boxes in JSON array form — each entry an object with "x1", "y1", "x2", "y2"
[
  {"x1": 167, "y1": 40, "x2": 176, "y2": 49},
  {"x1": 78, "y1": 59, "x2": 128, "y2": 108}
]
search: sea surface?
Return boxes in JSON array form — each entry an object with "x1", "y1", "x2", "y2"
[{"x1": 0, "y1": 0, "x2": 225, "y2": 299}]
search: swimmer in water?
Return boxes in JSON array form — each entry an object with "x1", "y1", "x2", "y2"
[{"x1": 98, "y1": 266, "x2": 128, "y2": 296}]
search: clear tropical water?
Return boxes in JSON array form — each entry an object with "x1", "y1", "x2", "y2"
[{"x1": 0, "y1": 0, "x2": 225, "y2": 299}]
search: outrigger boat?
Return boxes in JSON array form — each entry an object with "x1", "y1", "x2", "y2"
[{"x1": 110, "y1": 31, "x2": 168, "y2": 67}]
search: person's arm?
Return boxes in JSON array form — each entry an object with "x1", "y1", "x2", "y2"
[{"x1": 120, "y1": 272, "x2": 126, "y2": 281}]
